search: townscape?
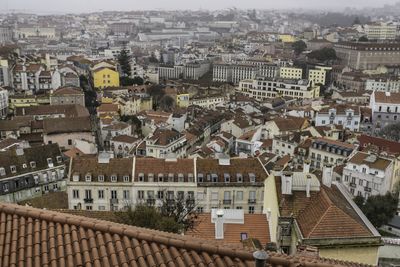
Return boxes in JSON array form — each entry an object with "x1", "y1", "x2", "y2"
[{"x1": 0, "y1": 1, "x2": 400, "y2": 266}]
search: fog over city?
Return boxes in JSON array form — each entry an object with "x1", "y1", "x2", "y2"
[{"x1": 1, "y1": 0, "x2": 399, "y2": 13}]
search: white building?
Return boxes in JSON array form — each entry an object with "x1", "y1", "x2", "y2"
[
  {"x1": 315, "y1": 105, "x2": 361, "y2": 131},
  {"x1": 0, "y1": 87, "x2": 8, "y2": 118},
  {"x1": 238, "y1": 77, "x2": 320, "y2": 101},
  {"x1": 363, "y1": 22, "x2": 397, "y2": 41},
  {"x1": 365, "y1": 78, "x2": 400, "y2": 93},
  {"x1": 146, "y1": 128, "x2": 187, "y2": 159},
  {"x1": 342, "y1": 152, "x2": 394, "y2": 198},
  {"x1": 190, "y1": 96, "x2": 226, "y2": 109}
]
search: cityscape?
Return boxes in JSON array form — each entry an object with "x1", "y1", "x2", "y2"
[{"x1": 0, "y1": 0, "x2": 400, "y2": 266}]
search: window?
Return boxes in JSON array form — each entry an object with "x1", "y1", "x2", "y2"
[
  {"x1": 123, "y1": 190, "x2": 130, "y2": 199},
  {"x1": 30, "y1": 162, "x2": 36, "y2": 168},
  {"x1": 197, "y1": 192, "x2": 204, "y2": 200},
  {"x1": 86, "y1": 206, "x2": 93, "y2": 210},
  {"x1": 249, "y1": 191, "x2": 256, "y2": 201},
  {"x1": 72, "y1": 190, "x2": 79, "y2": 199},
  {"x1": 85, "y1": 190, "x2": 92, "y2": 200},
  {"x1": 178, "y1": 173, "x2": 184, "y2": 183},
  {"x1": 236, "y1": 191, "x2": 243, "y2": 201},
  {"x1": 123, "y1": 175, "x2": 129, "y2": 182},
  {"x1": 98, "y1": 175, "x2": 104, "y2": 182},
  {"x1": 362, "y1": 168, "x2": 366, "y2": 173},
  {"x1": 0, "y1": 168, "x2": 5, "y2": 176},
  {"x1": 224, "y1": 173, "x2": 230, "y2": 183},
  {"x1": 188, "y1": 173, "x2": 194, "y2": 183},
  {"x1": 345, "y1": 175, "x2": 349, "y2": 182},
  {"x1": 98, "y1": 190, "x2": 104, "y2": 199},
  {"x1": 68, "y1": 139, "x2": 72, "y2": 146},
  {"x1": 198, "y1": 173, "x2": 204, "y2": 183},
  {"x1": 111, "y1": 190, "x2": 117, "y2": 199},
  {"x1": 197, "y1": 207, "x2": 204, "y2": 213},
  {"x1": 158, "y1": 174, "x2": 163, "y2": 182},
  {"x1": 224, "y1": 191, "x2": 231, "y2": 200},
  {"x1": 157, "y1": 191, "x2": 164, "y2": 199},
  {"x1": 147, "y1": 191, "x2": 154, "y2": 199},
  {"x1": 359, "y1": 179, "x2": 363, "y2": 186},
  {"x1": 98, "y1": 206, "x2": 106, "y2": 211},
  {"x1": 168, "y1": 173, "x2": 174, "y2": 182},
  {"x1": 138, "y1": 173, "x2": 144, "y2": 182},
  {"x1": 248, "y1": 206, "x2": 255, "y2": 214},
  {"x1": 56, "y1": 156, "x2": 62, "y2": 163},
  {"x1": 22, "y1": 163, "x2": 27, "y2": 169},
  {"x1": 249, "y1": 173, "x2": 256, "y2": 183},
  {"x1": 236, "y1": 173, "x2": 243, "y2": 183},
  {"x1": 111, "y1": 175, "x2": 117, "y2": 182},
  {"x1": 85, "y1": 174, "x2": 92, "y2": 182},
  {"x1": 47, "y1": 158, "x2": 53, "y2": 166},
  {"x1": 138, "y1": 190, "x2": 144, "y2": 199},
  {"x1": 148, "y1": 173, "x2": 154, "y2": 182},
  {"x1": 211, "y1": 192, "x2": 218, "y2": 201},
  {"x1": 10, "y1": 165, "x2": 16, "y2": 174}
]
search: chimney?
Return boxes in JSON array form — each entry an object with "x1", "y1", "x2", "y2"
[
  {"x1": 215, "y1": 209, "x2": 224, "y2": 239},
  {"x1": 322, "y1": 164, "x2": 333, "y2": 188},
  {"x1": 303, "y1": 160, "x2": 310, "y2": 174},
  {"x1": 253, "y1": 250, "x2": 268, "y2": 267},
  {"x1": 281, "y1": 172, "x2": 293, "y2": 195},
  {"x1": 306, "y1": 175, "x2": 312, "y2": 198}
]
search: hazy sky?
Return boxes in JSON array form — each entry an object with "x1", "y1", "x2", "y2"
[{"x1": 1, "y1": 0, "x2": 399, "y2": 14}]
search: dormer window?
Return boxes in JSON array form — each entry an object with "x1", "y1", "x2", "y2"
[
  {"x1": 188, "y1": 173, "x2": 194, "y2": 183},
  {"x1": 198, "y1": 173, "x2": 204, "y2": 183},
  {"x1": 0, "y1": 168, "x2": 5, "y2": 176},
  {"x1": 123, "y1": 175, "x2": 130, "y2": 182},
  {"x1": 138, "y1": 173, "x2": 144, "y2": 182},
  {"x1": 111, "y1": 175, "x2": 117, "y2": 182},
  {"x1": 168, "y1": 173, "x2": 174, "y2": 182},
  {"x1": 158, "y1": 174, "x2": 163, "y2": 182},
  {"x1": 85, "y1": 174, "x2": 92, "y2": 182},
  {"x1": 98, "y1": 175, "x2": 104, "y2": 182},
  {"x1": 236, "y1": 173, "x2": 243, "y2": 183},
  {"x1": 22, "y1": 163, "x2": 27, "y2": 169},
  {"x1": 10, "y1": 166, "x2": 16, "y2": 174},
  {"x1": 148, "y1": 173, "x2": 154, "y2": 182},
  {"x1": 2, "y1": 183, "x2": 9, "y2": 192},
  {"x1": 47, "y1": 158, "x2": 53, "y2": 167},
  {"x1": 211, "y1": 174, "x2": 218, "y2": 183},
  {"x1": 249, "y1": 173, "x2": 256, "y2": 183},
  {"x1": 224, "y1": 173, "x2": 230, "y2": 183},
  {"x1": 30, "y1": 161, "x2": 36, "y2": 168},
  {"x1": 178, "y1": 173, "x2": 184, "y2": 182},
  {"x1": 56, "y1": 156, "x2": 62, "y2": 163},
  {"x1": 72, "y1": 174, "x2": 80, "y2": 182}
]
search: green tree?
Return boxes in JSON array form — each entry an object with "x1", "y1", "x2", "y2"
[
  {"x1": 132, "y1": 76, "x2": 144, "y2": 85},
  {"x1": 115, "y1": 193, "x2": 197, "y2": 233},
  {"x1": 355, "y1": 192, "x2": 399, "y2": 228},
  {"x1": 292, "y1": 40, "x2": 307, "y2": 55},
  {"x1": 379, "y1": 123, "x2": 400, "y2": 142},
  {"x1": 308, "y1": 47, "x2": 337, "y2": 62},
  {"x1": 159, "y1": 95, "x2": 175, "y2": 112},
  {"x1": 118, "y1": 46, "x2": 132, "y2": 77},
  {"x1": 358, "y1": 36, "x2": 369, "y2": 42}
]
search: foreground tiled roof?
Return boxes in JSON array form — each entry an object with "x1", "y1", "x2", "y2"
[
  {"x1": 0, "y1": 203, "x2": 376, "y2": 267},
  {"x1": 0, "y1": 203, "x2": 256, "y2": 267}
]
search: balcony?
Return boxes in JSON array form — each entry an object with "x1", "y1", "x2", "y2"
[
  {"x1": 110, "y1": 198, "x2": 119, "y2": 204},
  {"x1": 248, "y1": 199, "x2": 257, "y2": 204},
  {"x1": 350, "y1": 183, "x2": 356, "y2": 188},
  {"x1": 223, "y1": 199, "x2": 232, "y2": 205},
  {"x1": 186, "y1": 199, "x2": 195, "y2": 206},
  {"x1": 84, "y1": 198, "x2": 93, "y2": 204},
  {"x1": 364, "y1": 187, "x2": 372, "y2": 192},
  {"x1": 147, "y1": 199, "x2": 156, "y2": 205}
]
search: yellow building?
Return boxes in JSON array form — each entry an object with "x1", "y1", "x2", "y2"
[
  {"x1": 308, "y1": 66, "x2": 332, "y2": 86},
  {"x1": 93, "y1": 67, "x2": 120, "y2": 89},
  {"x1": 278, "y1": 34, "x2": 297, "y2": 43},
  {"x1": 279, "y1": 67, "x2": 303, "y2": 79},
  {"x1": 176, "y1": 92, "x2": 190, "y2": 108}
]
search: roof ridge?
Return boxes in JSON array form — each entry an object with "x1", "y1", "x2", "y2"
[{"x1": 0, "y1": 203, "x2": 254, "y2": 260}]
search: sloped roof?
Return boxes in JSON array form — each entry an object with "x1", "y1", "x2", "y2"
[
  {"x1": 43, "y1": 116, "x2": 92, "y2": 135},
  {"x1": 187, "y1": 213, "x2": 270, "y2": 245}
]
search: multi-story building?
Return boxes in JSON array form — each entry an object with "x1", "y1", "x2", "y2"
[
  {"x1": 0, "y1": 27, "x2": 13, "y2": 44},
  {"x1": 307, "y1": 66, "x2": 332, "y2": 86},
  {"x1": 13, "y1": 64, "x2": 44, "y2": 92},
  {"x1": 279, "y1": 67, "x2": 303, "y2": 80},
  {"x1": 370, "y1": 91, "x2": 400, "y2": 132},
  {"x1": 342, "y1": 152, "x2": 394, "y2": 198},
  {"x1": 365, "y1": 77, "x2": 400, "y2": 93},
  {"x1": 67, "y1": 156, "x2": 267, "y2": 214},
  {"x1": 309, "y1": 138, "x2": 355, "y2": 170},
  {"x1": 146, "y1": 128, "x2": 187, "y2": 158},
  {"x1": 0, "y1": 144, "x2": 66, "y2": 203},
  {"x1": 315, "y1": 105, "x2": 361, "y2": 131},
  {"x1": 38, "y1": 70, "x2": 52, "y2": 90},
  {"x1": 238, "y1": 77, "x2": 320, "y2": 101},
  {"x1": 0, "y1": 87, "x2": 8, "y2": 118},
  {"x1": 190, "y1": 95, "x2": 225, "y2": 109},
  {"x1": 50, "y1": 87, "x2": 85, "y2": 106},
  {"x1": 14, "y1": 27, "x2": 57, "y2": 40},
  {"x1": 213, "y1": 61, "x2": 278, "y2": 84},
  {"x1": 158, "y1": 62, "x2": 210, "y2": 81},
  {"x1": 92, "y1": 67, "x2": 120, "y2": 89},
  {"x1": 334, "y1": 42, "x2": 400, "y2": 70},
  {"x1": 0, "y1": 59, "x2": 12, "y2": 87},
  {"x1": 363, "y1": 22, "x2": 397, "y2": 41}
]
